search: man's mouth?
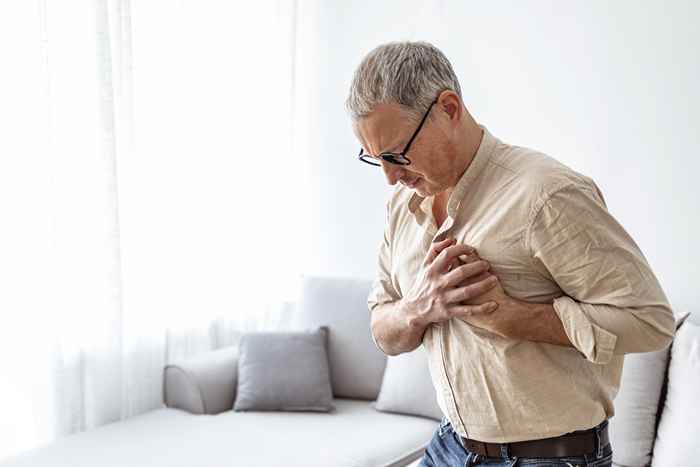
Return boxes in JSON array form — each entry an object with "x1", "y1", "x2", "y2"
[{"x1": 405, "y1": 178, "x2": 420, "y2": 188}]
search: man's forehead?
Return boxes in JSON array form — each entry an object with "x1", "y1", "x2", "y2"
[{"x1": 353, "y1": 103, "x2": 410, "y2": 154}]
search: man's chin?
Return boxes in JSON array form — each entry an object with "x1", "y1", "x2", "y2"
[
  {"x1": 413, "y1": 183, "x2": 431, "y2": 196},
  {"x1": 404, "y1": 179, "x2": 432, "y2": 196}
]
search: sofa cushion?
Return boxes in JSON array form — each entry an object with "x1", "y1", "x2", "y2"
[
  {"x1": 651, "y1": 317, "x2": 700, "y2": 467},
  {"x1": 233, "y1": 326, "x2": 334, "y2": 412},
  {"x1": 163, "y1": 346, "x2": 239, "y2": 415},
  {"x1": 608, "y1": 310, "x2": 689, "y2": 467},
  {"x1": 291, "y1": 275, "x2": 387, "y2": 400},
  {"x1": 373, "y1": 345, "x2": 443, "y2": 421},
  {"x1": 0, "y1": 399, "x2": 437, "y2": 467}
]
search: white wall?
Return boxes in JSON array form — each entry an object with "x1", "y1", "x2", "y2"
[{"x1": 298, "y1": 0, "x2": 699, "y2": 313}]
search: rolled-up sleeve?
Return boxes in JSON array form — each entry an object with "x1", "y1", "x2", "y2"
[
  {"x1": 526, "y1": 181, "x2": 675, "y2": 364},
  {"x1": 367, "y1": 198, "x2": 401, "y2": 314},
  {"x1": 367, "y1": 198, "x2": 402, "y2": 354}
]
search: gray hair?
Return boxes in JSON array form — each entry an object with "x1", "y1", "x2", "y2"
[{"x1": 345, "y1": 41, "x2": 463, "y2": 122}]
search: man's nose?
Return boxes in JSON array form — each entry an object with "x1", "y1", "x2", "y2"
[{"x1": 381, "y1": 162, "x2": 405, "y2": 185}]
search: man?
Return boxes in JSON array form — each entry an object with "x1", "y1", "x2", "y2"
[{"x1": 345, "y1": 41, "x2": 675, "y2": 467}]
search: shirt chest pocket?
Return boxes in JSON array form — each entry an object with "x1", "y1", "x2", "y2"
[
  {"x1": 487, "y1": 260, "x2": 562, "y2": 303},
  {"x1": 468, "y1": 232, "x2": 554, "y2": 301}
]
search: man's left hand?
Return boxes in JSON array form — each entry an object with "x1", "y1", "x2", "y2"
[{"x1": 449, "y1": 249, "x2": 527, "y2": 339}]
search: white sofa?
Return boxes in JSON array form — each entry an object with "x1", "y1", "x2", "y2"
[{"x1": 1, "y1": 275, "x2": 696, "y2": 467}]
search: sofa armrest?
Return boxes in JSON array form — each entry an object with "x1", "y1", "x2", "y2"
[{"x1": 163, "y1": 346, "x2": 238, "y2": 415}]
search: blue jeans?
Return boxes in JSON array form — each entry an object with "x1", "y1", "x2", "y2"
[{"x1": 418, "y1": 417, "x2": 613, "y2": 467}]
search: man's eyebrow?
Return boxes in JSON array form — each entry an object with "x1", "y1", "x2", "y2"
[
  {"x1": 374, "y1": 141, "x2": 403, "y2": 155},
  {"x1": 386, "y1": 143, "x2": 403, "y2": 153},
  {"x1": 362, "y1": 137, "x2": 403, "y2": 156}
]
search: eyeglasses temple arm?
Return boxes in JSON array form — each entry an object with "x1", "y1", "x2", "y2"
[{"x1": 402, "y1": 99, "x2": 437, "y2": 156}]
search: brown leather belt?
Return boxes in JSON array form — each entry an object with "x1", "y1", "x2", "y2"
[{"x1": 457, "y1": 422, "x2": 609, "y2": 458}]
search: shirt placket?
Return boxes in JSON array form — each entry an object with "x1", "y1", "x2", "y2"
[{"x1": 418, "y1": 198, "x2": 471, "y2": 438}]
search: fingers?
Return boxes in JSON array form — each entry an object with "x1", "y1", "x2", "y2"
[
  {"x1": 457, "y1": 249, "x2": 480, "y2": 264},
  {"x1": 459, "y1": 269, "x2": 492, "y2": 287},
  {"x1": 423, "y1": 237, "x2": 456, "y2": 268},
  {"x1": 448, "y1": 249, "x2": 480, "y2": 272},
  {"x1": 432, "y1": 244, "x2": 476, "y2": 274},
  {"x1": 448, "y1": 301, "x2": 499, "y2": 318},
  {"x1": 443, "y1": 273, "x2": 499, "y2": 304},
  {"x1": 443, "y1": 260, "x2": 490, "y2": 287}
]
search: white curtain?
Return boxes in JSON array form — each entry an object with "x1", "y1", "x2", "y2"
[{"x1": 0, "y1": 0, "x2": 313, "y2": 460}]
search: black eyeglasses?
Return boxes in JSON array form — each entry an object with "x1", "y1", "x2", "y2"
[{"x1": 358, "y1": 98, "x2": 438, "y2": 167}]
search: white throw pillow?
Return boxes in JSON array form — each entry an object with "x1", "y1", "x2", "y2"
[
  {"x1": 651, "y1": 319, "x2": 700, "y2": 467},
  {"x1": 609, "y1": 345, "x2": 670, "y2": 466},
  {"x1": 609, "y1": 311, "x2": 689, "y2": 467},
  {"x1": 372, "y1": 344, "x2": 443, "y2": 421}
]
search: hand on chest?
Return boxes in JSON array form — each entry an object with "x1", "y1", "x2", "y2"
[{"x1": 392, "y1": 209, "x2": 560, "y2": 304}]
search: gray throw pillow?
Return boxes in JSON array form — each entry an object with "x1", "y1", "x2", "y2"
[{"x1": 233, "y1": 325, "x2": 335, "y2": 412}]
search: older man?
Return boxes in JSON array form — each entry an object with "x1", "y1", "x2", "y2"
[{"x1": 346, "y1": 41, "x2": 675, "y2": 467}]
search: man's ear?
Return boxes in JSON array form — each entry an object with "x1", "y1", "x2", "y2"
[{"x1": 436, "y1": 90, "x2": 462, "y2": 123}]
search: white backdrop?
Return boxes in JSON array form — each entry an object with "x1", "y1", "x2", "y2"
[
  {"x1": 301, "y1": 0, "x2": 699, "y2": 316},
  {"x1": 0, "y1": 0, "x2": 308, "y2": 460}
]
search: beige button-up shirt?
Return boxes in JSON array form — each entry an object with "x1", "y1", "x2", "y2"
[{"x1": 367, "y1": 126, "x2": 675, "y2": 443}]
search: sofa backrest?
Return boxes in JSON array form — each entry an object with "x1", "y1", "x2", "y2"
[{"x1": 289, "y1": 275, "x2": 387, "y2": 400}]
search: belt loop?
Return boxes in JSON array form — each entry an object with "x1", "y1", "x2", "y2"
[
  {"x1": 500, "y1": 443, "x2": 510, "y2": 458},
  {"x1": 594, "y1": 422, "x2": 603, "y2": 458},
  {"x1": 439, "y1": 416, "x2": 450, "y2": 436}
]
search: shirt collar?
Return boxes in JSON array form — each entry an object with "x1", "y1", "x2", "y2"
[{"x1": 408, "y1": 124, "x2": 497, "y2": 217}]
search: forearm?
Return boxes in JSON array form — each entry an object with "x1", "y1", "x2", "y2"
[
  {"x1": 504, "y1": 298, "x2": 574, "y2": 347},
  {"x1": 513, "y1": 295, "x2": 676, "y2": 365},
  {"x1": 553, "y1": 296, "x2": 675, "y2": 355},
  {"x1": 371, "y1": 299, "x2": 428, "y2": 356}
]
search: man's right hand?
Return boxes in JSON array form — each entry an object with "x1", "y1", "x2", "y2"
[{"x1": 401, "y1": 236, "x2": 499, "y2": 329}]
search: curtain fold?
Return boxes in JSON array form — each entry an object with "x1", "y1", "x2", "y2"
[{"x1": 0, "y1": 0, "x2": 308, "y2": 460}]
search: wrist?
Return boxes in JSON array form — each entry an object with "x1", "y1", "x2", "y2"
[
  {"x1": 400, "y1": 298, "x2": 427, "y2": 331},
  {"x1": 504, "y1": 299, "x2": 569, "y2": 346},
  {"x1": 498, "y1": 297, "x2": 530, "y2": 339}
]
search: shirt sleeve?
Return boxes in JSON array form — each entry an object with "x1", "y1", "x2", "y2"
[
  {"x1": 526, "y1": 181, "x2": 675, "y2": 364},
  {"x1": 367, "y1": 198, "x2": 401, "y2": 313},
  {"x1": 367, "y1": 197, "x2": 402, "y2": 353}
]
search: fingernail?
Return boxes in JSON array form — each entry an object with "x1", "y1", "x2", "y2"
[{"x1": 488, "y1": 302, "x2": 498, "y2": 310}]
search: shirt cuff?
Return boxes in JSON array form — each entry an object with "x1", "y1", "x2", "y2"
[{"x1": 552, "y1": 295, "x2": 618, "y2": 364}]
